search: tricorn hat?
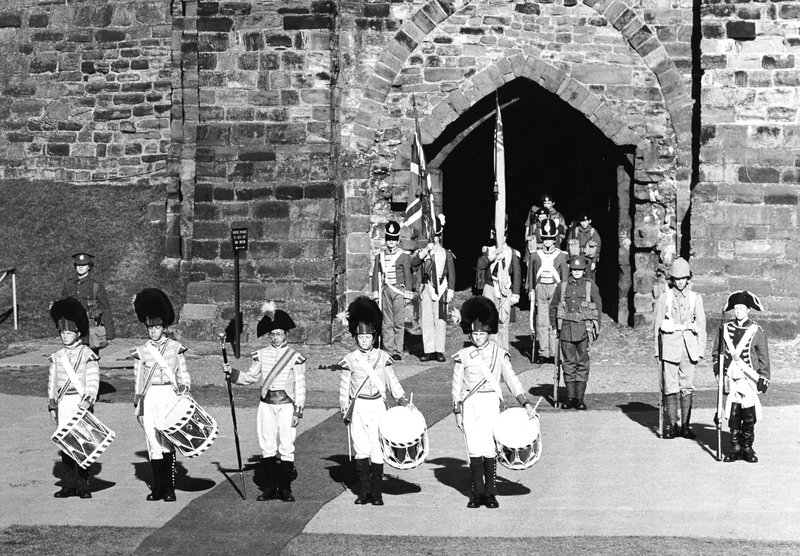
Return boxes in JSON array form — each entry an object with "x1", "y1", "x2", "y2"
[
  {"x1": 385, "y1": 220, "x2": 401, "y2": 240},
  {"x1": 257, "y1": 301, "x2": 296, "y2": 337},
  {"x1": 133, "y1": 288, "x2": 175, "y2": 327},
  {"x1": 347, "y1": 296, "x2": 382, "y2": 339},
  {"x1": 459, "y1": 295, "x2": 499, "y2": 335},
  {"x1": 724, "y1": 290, "x2": 764, "y2": 312},
  {"x1": 50, "y1": 297, "x2": 89, "y2": 336},
  {"x1": 432, "y1": 214, "x2": 446, "y2": 236}
]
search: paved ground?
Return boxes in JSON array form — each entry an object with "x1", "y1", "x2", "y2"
[{"x1": 2, "y1": 313, "x2": 800, "y2": 552}]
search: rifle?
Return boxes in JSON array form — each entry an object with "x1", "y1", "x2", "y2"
[
  {"x1": 529, "y1": 293, "x2": 536, "y2": 363},
  {"x1": 715, "y1": 311, "x2": 725, "y2": 462},
  {"x1": 553, "y1": 328, "x2": 562, "y2": 409},
  {"x1": 220, "y1": 333, "x2": 246, "y2": 500},
  {"x1": 657, "y1": 334, "x2": 664, "y2": 438}
]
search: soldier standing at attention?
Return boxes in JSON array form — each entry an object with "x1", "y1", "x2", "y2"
[
  {"x1": 653, "y1": 258, "x2": 706, "y2": 439},
  {"x1": 371, "y1": 220, "x2": 414, "y2": 361},
  {"x1": 566, "y1": 213, "x2": 602, "y2": 281},
  {"x1": 410, "y1": 214, "x2": 455, "y2": 362},
  {"x1": 452, "y1": 296, "x2": 535, "y2": 509},
  {"x1": 223, "y1": 302, "x2": 306, "y2": 502},
  {"x1": 337, "y1": 296, "x2": 409, "y2": 505},
  {"x1": 712, "y1": 290, "x2": 770, "y2": 463},
  {"x1": 475, "y1": 230, "x2": 522, "y2": 352},
  {"x1": 527, "y1": 219, "x2": 568, "y2": 364},
  {"x1": 549, "y1": 256, "x2": 602, "y2": 409},
  {"x1": 60, "y1": 252, "x2": 115, "y2": 353},
  {"x1": 48, "y1": 297, "x2": 100, "y2": 499},
  {"x1": 132, "y1": 288, "x2": 190, "y2": 502}
]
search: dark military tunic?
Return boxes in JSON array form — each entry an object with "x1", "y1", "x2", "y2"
[
  {"x1": 549, "y1": 275, "x2": 601, "y2": 382},
  {"x1": 61, "y1": 275, "x2": 115, "y2": 339}
]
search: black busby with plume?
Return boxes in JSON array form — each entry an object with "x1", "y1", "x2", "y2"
[
  {"x1": 133, "y1": 288, "x2": 175, "y2": 327},
  {"x1": 459, "y1": 295, "x2": 499, "y2": 335},
  {"x1": 257, "y1": 301, "x2": 296, "y2": 337},
  {"x1": 345, "y1": 296, "x2": 382, "y2": 346},
  {"x1": 50, "y1": 297, "x2": 90, "y2": 337}
]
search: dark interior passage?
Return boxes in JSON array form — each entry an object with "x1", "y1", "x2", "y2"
[{"x1": 431, "y1": 78, "x2": 626, "y2": 320}]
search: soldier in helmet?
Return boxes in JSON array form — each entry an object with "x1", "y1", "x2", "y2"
[
  {"x1": 527, "y1": 219, "x2": 568, "y2": 363},
  {"x1": 712, "y1": 290, "x2": 770, "y2": 463},
  {"x1": 370, "y1": 220, "x2": 414, "y2": 361},
  {"x1": 566, "y1": 213, "x2": 602, "y2": 281},
  {"x1": 549, "y1": 256, "x2": 602, "y2": 409},
  {"x1": 223, "y1": 301, "x2": 306, "y2": 502},
  {"x1": 336, "y1": 296, "x2": 409, "y2": 505},
  {"x1": 410, "y1": 214, "x2": 455, "y2": 362},
  {"x1": 60, "y1": 252, "x2": 115, "y2": 354},
  {"x1": 47, "y1": 297, "x2": 100, "y2": 499},
  {"x1": 452, "y1": 296, "x2": 535, "y2": 509},
  {"x1": 653, "y1": 257, "x2": 706, "y2": 439},
  {"x1": 131, "y1": 288, "x2": 190, "y2": 502}
]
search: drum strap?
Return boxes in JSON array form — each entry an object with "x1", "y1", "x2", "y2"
[
  {"x1": 474, "y1": 344, "x2": 503, "y2": 401},
  {"x1": 358, "y1": 352, "x2": 387, "y2": 400},
  {"x1": 142, "y1": 342, "x2": 176, "y2": 395},
  {"x1": 58, "y1": 350, "x2": 85, "y2": 400},
  {"x1": 260, "y1": 347, "x2": 299, "y2": 399}
]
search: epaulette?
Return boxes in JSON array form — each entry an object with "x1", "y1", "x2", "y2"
[
  {"x1": 130, "y1": 348, "x2": 140, "y2": 360},
  {"x1": 295, "y1": 353, "x2": 307, "y2": 364},
  {"x1": 178, "y1": 345, "x2": 189, "y2": 354},
  {"x1": 452, "y1": 352, "x2": 462, "y2": 363},
  {"x1": 251, "y1": 351, "x2": 260, "y2": 361},
  {"x1": 469, "y1": 348, "x2": 480, "y2": 359},
  {"x1": 337, "y1": 357, "x2": 349, "y2": 370},
  {"x1": 86, "y1": 349, "x2": 99, "y2": 362}
]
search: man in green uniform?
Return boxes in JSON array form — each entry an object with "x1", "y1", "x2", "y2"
[{"x1": 60, "y1": 252, "x2": 115, "y2": 351}]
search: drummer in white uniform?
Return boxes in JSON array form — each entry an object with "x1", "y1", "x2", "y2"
[
  {"x1": 48, "y1": 297, "x2": 100, "y2": 499},
  {"x1": 132, "y1": 288, "x2": 190, "y2": 502},
  {"x1": 223, "y1": 302, "x2": 306, "y2": 502},
  {"x1": 337, "y1": 296, "x2": 409, "y2": 506},
  {"x1": 452, "y1": 295, "x2": 535, "y2": 509}
]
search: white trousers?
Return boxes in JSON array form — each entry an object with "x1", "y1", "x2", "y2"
[
  {"x1": 57, "y1": 393, "x2": 81, "y2": 427},
  {"x1": 420, "y1": 285, "x2": 446, "y2": 353},
  {"x1": 257, "y1": 402, "x2": 296, "y2": 461},
  {"x1": 142, "y1": 385, "x2": 179, "y2": 460},
  {"x1": 350, "y1": 397, "x2": 386, "y2": 462},
  {"x1": 463, "y1": 392, "x2": 501, "y2": 458}
]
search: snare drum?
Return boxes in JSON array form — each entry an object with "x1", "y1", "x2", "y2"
[
  {"x1": 51, "y1": 408, "x2": 116, "y2": 469},
  {"x1": 157, "y1": 395, "x2": 218, "y2": 458}
]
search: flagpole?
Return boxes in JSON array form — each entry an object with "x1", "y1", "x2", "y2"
[
  {"x1": 494, "y1": 93, "x2": 506, "y2": 250},
  {"x1": 412, "y1": 94, "x2": 434, "y2": 244}
]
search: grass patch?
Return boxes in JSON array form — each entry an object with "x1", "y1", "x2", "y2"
[
  {"x1": 0, "y1": 525, "x2": 154, "y2": 555},
  {"x1": 0, "y1": 179, "x2": 183, "y2": 346},
  {"x1": 283, "y1": 534, "x2": 800, "y2": 555}
]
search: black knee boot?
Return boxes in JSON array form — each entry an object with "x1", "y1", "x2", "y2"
[
  {"x1": 575, "y1": 381, "x2": 588, "y2": 410},
  {"x1": 257, "y1": 456, "x2": 279, "y2": 501},
  {"x1": 741, "y1": 406, "x2": 758, "y2": 463},
  {"x1": 680, "y1": 393, "x2": 695, "y2": 438},
  {"x1": 54, "y1": 452, "x2": 78, "y2": 498},
  {"x1": 76, "y1": 463, "x2": 92, "y2": 499},
  {"x1": 146, "y1": 457, "x2": 164, "y2": 501},
  {"x1": 468, "y1": 457, "x2": 484, "y2": 508},
  {"x1": 566, "y1": 381, "x2": 577, "y2": 409},
  {"x1": 370, "y1": 463, "x2": 384, "y2": 506},
  {"x1": 483, "y1": 457, "x2": 499, "y2": 509},
  {"x1": 663, "y1": 394, "x2": 679, "y2": 439},
  {"x1": 162, "y1": 452, "x2": 176, "y2": 502},
  {"x1": 278, "y1": 460, "x2": 296, "y2": 502},
  {"x1": 724, "y1": 404, "x2": 743, "y2": 462},
  {"x1": 354, "y1": 458, "x2": 372, "y2": 505}
]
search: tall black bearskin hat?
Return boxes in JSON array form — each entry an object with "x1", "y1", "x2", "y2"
[
  {"x1": 257, "y1": 301, "x2": 296, "y2": 337},
  {"x1": 347, "y1": 296, "x2": 382, "y2": 338},
  {"x1": 50, "y1": 297, "x2": 90, "y2": 336},
  {"x1": 724, "y1": 290, "x2": 764, "y2": 312},
  {"x1": 460, "y1": 295, "x2": 499, "y2": 335},
  {"x1": 134, "y1": 288, "x2": 175, "y2": 327}
]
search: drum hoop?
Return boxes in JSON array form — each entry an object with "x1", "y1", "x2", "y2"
[
  {"x1": 51, "y1": 407, "x2": 116, "y2": 469},
  {"x1": 157, "y1": 397, "x2": 219, "y2": 458}
]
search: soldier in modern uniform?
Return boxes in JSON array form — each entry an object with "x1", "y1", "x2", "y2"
[
  {"x1": 566, "y1": 213, "x2": 602, "y2": 281},
  {"x1": 527, "y1": 219, "x2": 568, "y2": 364},
  {"x1": 60, "y1": 252, "x2": 115, "y2": 354},
  {"x1": 223, "y1": 302, "x2": 306, "y2": 502},
  {"x1": 337, "y1": 296, "x2": 409, "y2": 505},
  {"x1": 712, "y1": 290, "x2": 770, "y2": 463},
  {"x1": 653, "y1": 258, "x2": 706, "y2": 439},
  {"x1": 549, "y1": 256, "x2": 602, "y2": 409},
  {"x1": 131, "y1": 288, "x2": 190, "y2": 502},
  {"x1": 452, "y1": 296, "x2": 535, "y2": 509},
  {"x1": 371, "y1": 220, "x2": 414, "y2": 361},
  {"x1": 48, "y1": 297, "x2": 100, "y2": 499},
  {"x1": 476, "y1": 231, "x2": 522, "y2": 351},
  {"x1": 410, "y1": 214, "x2": 455, "y2": 362}
]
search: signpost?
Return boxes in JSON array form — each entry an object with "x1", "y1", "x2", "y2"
[{"x1": 231, "y1": 228, "x2": 248, "y2": 358}]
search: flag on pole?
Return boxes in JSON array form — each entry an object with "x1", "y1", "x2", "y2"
[{"x1": 402, "y1": 95, "x2": 435, "y2": 241}]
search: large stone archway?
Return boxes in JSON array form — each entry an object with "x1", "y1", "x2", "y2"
[{"x1": 334, "y1": 0, "x2": 689, "y2": 329}]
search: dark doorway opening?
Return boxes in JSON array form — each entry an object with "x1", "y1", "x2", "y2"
[{"x1": 430, "y1": 78, "x2": 628, "y2": 321}]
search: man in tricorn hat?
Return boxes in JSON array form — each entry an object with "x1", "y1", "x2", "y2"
[
  {"x1": 410, "y1": 214, "x2": 455, "y2": 362},
  {"x1": 653, "y1": 257, "x2": 706, "y2": 439},
  {"x1": 336, "y1": 296, "x2": 409, "y2": 506},
  {"x1": 48, "y1": 297, "x2": 100, "y2": 499},
  {"x1": 452, "y1": 295, "x2": 535, "y2": 509},
  {"x1": 223, "y1": 302, "x2": 306, "y2": 502},
  {"x1": 371, "y1": 220, "x2": 413, "y2": 361},
  {"x1": 549, "y1": 255, "x2": 602, "y2": 409},
  {"x1": 712, "y1": 290, "x2": 770, "y2": 463},
  {"x1": 60, "y1": 252, "x2": 115, "y2": 353},
  {"x1": 223, "y1": 301, "x2": 306, "y2": 502},
  {"x1": 131, "y1": 288, "x2": 190, "y2": 502}
]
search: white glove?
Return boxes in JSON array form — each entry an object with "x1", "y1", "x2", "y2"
[
  {"x1": 446, "y1": 289, "x2": 454, "y2": 303},
  {"x1": 510, "y1": 294, "x2": 520, "y2": 305}
]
